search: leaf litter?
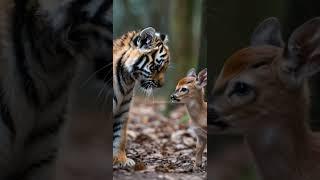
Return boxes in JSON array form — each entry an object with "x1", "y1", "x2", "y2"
[{"x1": 113, "y1": 98, "x2": 207, "y2": 180}]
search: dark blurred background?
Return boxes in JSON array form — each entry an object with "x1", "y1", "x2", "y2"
[{"x1": 207, "y1": 0, "x2": 320, "y2": 179}]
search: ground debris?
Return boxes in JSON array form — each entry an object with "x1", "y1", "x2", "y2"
[{"x1": 114, "y1": 98, "x2": 207, "y2": 179}]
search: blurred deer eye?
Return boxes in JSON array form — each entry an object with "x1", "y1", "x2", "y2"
[
  {"x1": 181, "y1": 88, "x2": 188, "y2": 93},
  {"x1": 232, "y1": 82, "x2": 251, "y2": 96}
]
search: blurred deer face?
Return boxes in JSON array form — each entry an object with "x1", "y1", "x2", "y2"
[
  {"x1": 171, "y1": 68, "x2": 207, "y2": 103},
  {"x1": 210, "y1": 46, "x2": 285, "y2": 132},
  {"x1": 209, "y1": 17, "x2": 320, "y2": 133}
]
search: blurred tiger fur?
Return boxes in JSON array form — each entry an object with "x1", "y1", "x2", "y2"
[
  {"x1": 0, "y1": 0, "x2": 112, "y2": 179},
  {"x1": 113, "y1": 27, "x2": 170, "y2": 167}
]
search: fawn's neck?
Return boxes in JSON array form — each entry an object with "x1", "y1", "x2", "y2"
[
  {"x1": 185, "y1": 92, "x2": 206, "y2": 127},
  {"x1": 246, "y1": 111, "x2": 318, "y2": 179}
]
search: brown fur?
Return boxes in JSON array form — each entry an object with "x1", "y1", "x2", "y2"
[
  {"x1": 171, "y1": 69, "x2": 207, "y2": 167},
  {"x1": 211, "y1": 17, "x2": 320, "y2": 180}
]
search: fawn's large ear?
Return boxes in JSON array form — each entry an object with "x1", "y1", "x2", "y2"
[
  {"x1": 279, "y1": 17, "x2": 320, "y2": 86},
  {"x1": 187, "y1": 68, "x2": 197, "y2": 77},
  {"x1": 250, "y1": 17, "x2": 284, "y2": 47},
  {"x1": 135, "y1": 27, "x2": 156, "y2": 49},
  {"x1": 196, "y1": 68, "x2": 207, "y2": 88}
]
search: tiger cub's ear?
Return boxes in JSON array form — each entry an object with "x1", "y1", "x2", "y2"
[
  {"x1": 156, "y1": 32, "x2": 169, "y2": 44},
  {"x1": 134, "y1": 27, "x2": 156, "y2": 50}
]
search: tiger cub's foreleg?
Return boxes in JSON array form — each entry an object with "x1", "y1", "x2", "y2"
[{"x1": 113, "y1": 109, "x2": 135, "y2": 167}]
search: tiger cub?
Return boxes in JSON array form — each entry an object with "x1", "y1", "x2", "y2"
[{"x1": 113, "y1": 27, "x2": 170, "y2": 167}]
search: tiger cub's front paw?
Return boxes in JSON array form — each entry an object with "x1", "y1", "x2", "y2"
[
  {"x1": 113, "y1": 152, "x2": 135, "y2": 168},
  {"x1": 119, "y1": 158, "x2": 135, "y2": 168}
]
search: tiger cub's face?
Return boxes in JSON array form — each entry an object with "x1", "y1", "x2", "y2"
[{"x1": 131, "y1": 27, "x2": 170, "y2": 91}]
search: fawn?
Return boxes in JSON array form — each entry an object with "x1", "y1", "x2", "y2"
[
  {"x1": 170, "y1": 68, "x2": 207, "y2": 167},
  {"x1": 209, "y1": 17, "x2": 320, "y2": 180}
]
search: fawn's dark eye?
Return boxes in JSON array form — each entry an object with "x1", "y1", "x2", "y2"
[
  {"x1": 181, "y1": 87, "x2": 188, "y2": 93},
  {"x1": 231, "y1": 82, "x2": 251, "y2": 96}
]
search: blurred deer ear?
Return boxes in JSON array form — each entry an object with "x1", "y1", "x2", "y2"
[
  {"x1": 135, "y1": 27, "x2": 156, "y2": 48},
  {"x1": 279, "y1": 17, "x2": 320, "y2": 86},
  {"x1": 187, "y1": 68, "x2": 197, "y2": 77},
  {"x1": 250, "y1": 17, "x2": 284, "y2": 47},
  {"x1": 196, "y1": 68, "x2": 207, "y2": 88}
]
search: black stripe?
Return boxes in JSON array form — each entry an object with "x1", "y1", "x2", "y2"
[
  {"x1": 133, "y1": 55, "x2": 146, "y2": 69},
  {"x1": 8, "y1": 150, "x2": 57, "y2": 180},
  {"x1": 93, "y1": 0, "x2": 112, "y2": 18},
  {"x1": 155, "y1": 41, "x2": 162, "y2": 47},
  {"x1": 24, "y1": 6, "x2": 73, "y2": 75},
  {"x1": 0, "y1": 89, "x2": 15, "y2": 140},
  {"x1": 65, "y1": 0, "x2": 112, "y2": 31},
  {"x1": 24, "y1": 6, "x2": 48, "y2": 72},
  {"x1": 160, "y1": 53, "x2": 167, "y2": 58},
  {"x1": 66, "y1": 0, "x2": 91, "y2": 26},
  {"x1": 113, "y1": 122, "x2": 121, "y2": 130},
  {"x1": 125, "y1": 84, "x2": 134, "y2": 94},
  {"x1": 140, "y1": 56, "x2": 149, "y2": 69},
  {"x1": 116, "y1": 53, "x2": 125, "y2": 95},
  {"x1": 13, "y1": 0, "x2": 40, "y2": 106},
  {"x1": 114, "y1": 109, "x2": 128, "y2": 119},
  {"x1": 131, "y1": 34, "x2": 139, "y2": 47},
  {"x1": 140, "y1": 69, "x2": 152, "y2": 76},
  {"x1": 24, "y1": 115, "x2": 65, "y2": 147},
  {"x1": 121, "y1": 97, "x2": 132, "y2": 106},
  {"x1": 44, "y1": 78, "x2": 70, "y2": 107},
  {"x1": 113, "y1": 125, "x2": 122, "y2": 133},
  {"x1": 159, "y1": 45, "x2": 164, "y2": 53},
  {"x1": 113, "y1": 96, "x2": 118, "y2": 104},
  {"x1": 113, "y1": 134, "x2": 120, "y2": 140},
  {"x1": 92, "y1": 0, "x2": 112, "y2": 29},
  {"x1": 113, "y1": 120, "x2": 122, "y2": 129},
  {"x1": 151, "y1": 50, "x2": 157, "y2": 61}
]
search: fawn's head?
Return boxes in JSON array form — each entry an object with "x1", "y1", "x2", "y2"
[
  {"x1": 209, "y1": 17, "x2": 320, "y2": 132},
  {"x1": 171, "y1": 68, "x2": 207, "y2": 103}
]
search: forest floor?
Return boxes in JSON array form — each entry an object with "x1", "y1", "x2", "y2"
[{"x1": 113, "y1": 98, "x2": 207, "y2": 180}]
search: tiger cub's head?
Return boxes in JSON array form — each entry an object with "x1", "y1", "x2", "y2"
[{"x1": 130, "y1": 27, "x2": 170, "y2": 91}]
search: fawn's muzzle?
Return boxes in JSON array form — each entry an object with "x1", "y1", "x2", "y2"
[
  {"x1": 170, "y1": 94, "x2": 180, "y2": 102},
  {"x1": 208, "y1": 105, "x2": 230, "y2": 130}
]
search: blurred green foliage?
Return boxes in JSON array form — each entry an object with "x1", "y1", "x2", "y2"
[{"x1": 179, "y1": 114, "x2": 190, "y2": 124}]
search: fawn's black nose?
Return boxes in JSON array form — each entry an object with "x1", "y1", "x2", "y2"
[
  {"x1": 170, "y1": 94, "x2": 180, "y2": 102},
  {"x1": 208, "y1": 104, "x2": 230, "y2": 130},
  {"x1": 170, "y1": 94, "x2": 176, "y2": 100}
]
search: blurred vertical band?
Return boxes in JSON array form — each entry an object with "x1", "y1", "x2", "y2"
[{"x1": 207, "y1": 0, "x2": 320, "y2": 179}]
